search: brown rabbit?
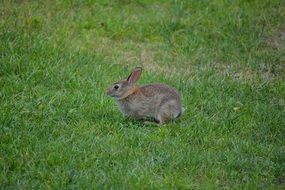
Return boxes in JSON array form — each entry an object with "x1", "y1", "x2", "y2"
[{"x1": 106, "y1": 67, "x2": 183, "y2": 124}]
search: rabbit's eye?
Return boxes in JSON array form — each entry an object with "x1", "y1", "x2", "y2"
[{"x1": 114, "y1": 85, "x2": 119, "y2": 89}]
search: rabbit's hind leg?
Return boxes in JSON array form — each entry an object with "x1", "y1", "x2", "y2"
[
  {"x1": 156, "y1": 108, "x2": 173, "y2": 125},
  {"x1": 157, "y1": 100, "x2": 180, "y2": 124}
]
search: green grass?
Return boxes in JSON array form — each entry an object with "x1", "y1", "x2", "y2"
[{"x1": 1, "y1": 0, "x2": 285, "y2": 189}]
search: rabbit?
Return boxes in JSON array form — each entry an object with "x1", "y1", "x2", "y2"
[{"x1": 106, "y1": 67, "x2": 183, "y2": 124}]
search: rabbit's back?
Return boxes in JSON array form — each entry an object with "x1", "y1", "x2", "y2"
[
  {"x1": 117, "y1": 83, "x2": 182, "y2": 120},
  {"x1": 141, "y1": 83, "x2": 181, "y2": 101}
]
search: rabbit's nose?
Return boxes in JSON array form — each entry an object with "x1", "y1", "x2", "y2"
[{"x1": 106, "y1": 88, "x2": 111, "y2": 95}]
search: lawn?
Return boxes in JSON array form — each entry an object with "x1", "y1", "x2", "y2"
[{"x1": 0, "y1": 0, "x2": 284, "y2": 189}]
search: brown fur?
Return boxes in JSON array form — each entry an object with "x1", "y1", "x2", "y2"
[{"x1": 106, "y1": 67, "x2": 183, "y2": 124}]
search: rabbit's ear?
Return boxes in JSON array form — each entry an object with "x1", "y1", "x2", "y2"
[{"x1": 127, "y1": 67, "x2": 142, "y2": 84}]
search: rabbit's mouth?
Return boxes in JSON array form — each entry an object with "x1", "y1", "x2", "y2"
[
  {"x1": 106, "y1": 91, "x2": 125, "y2": 100},
  {"x1": 106, "y1": 89, "x2": 118, "y2": 97},
  {"x1": 106, "y1": 89, "x2": 113, "y2": 96}
]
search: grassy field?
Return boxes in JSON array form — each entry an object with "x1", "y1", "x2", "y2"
[{"x1": 1, "y1": 0, "x2": 284, "y2": 189}]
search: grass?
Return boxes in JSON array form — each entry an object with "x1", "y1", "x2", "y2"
[{"x1": 0, "y1": 0, "x2": 284, "y2": 189}]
